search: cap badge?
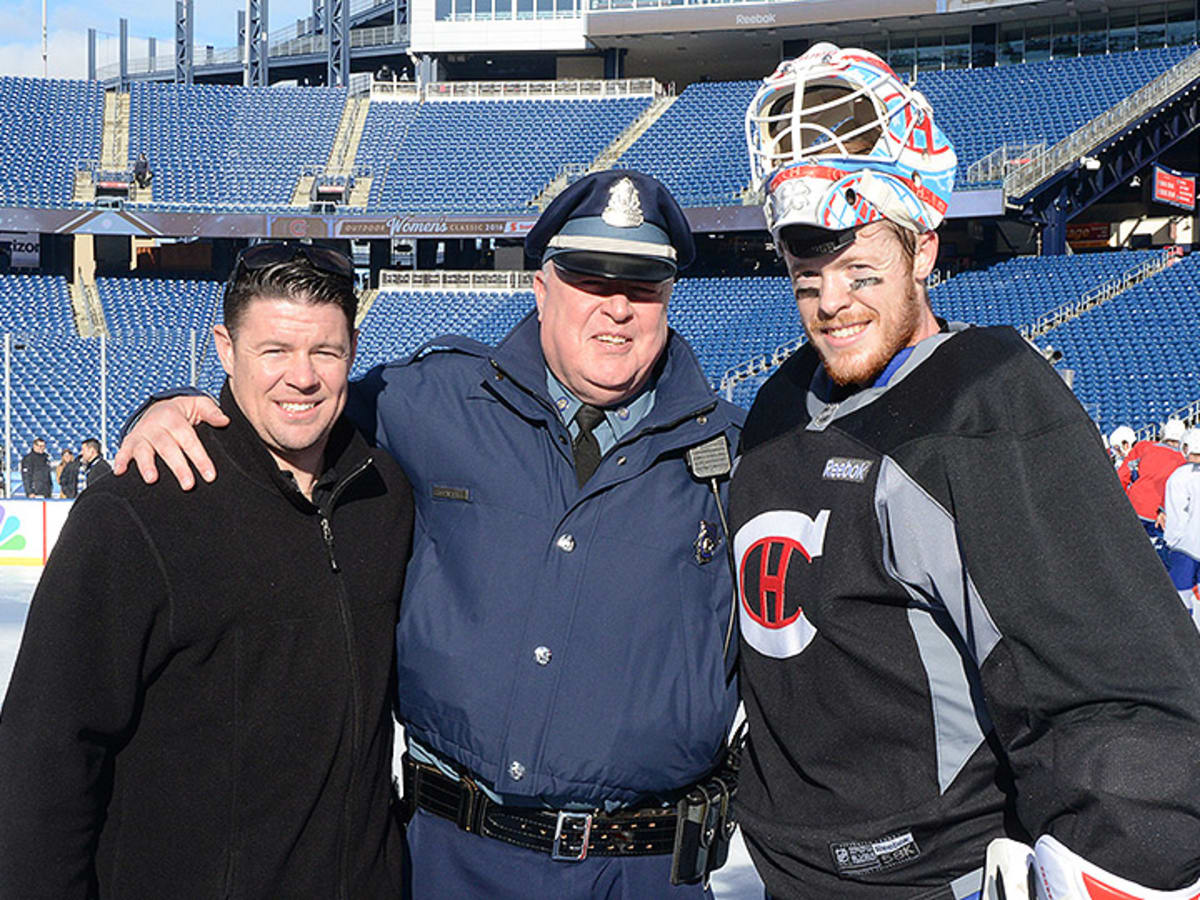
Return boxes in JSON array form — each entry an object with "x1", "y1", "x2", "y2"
[{"x1": 602, "y1": 177, "x2": 645, "y2": 229}]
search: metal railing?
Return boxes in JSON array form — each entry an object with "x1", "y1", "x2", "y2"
[
  {"x1": 379, "y1": 269, "x2": 535, "y2": 291},
  {"x1": 964, "y1": 142, "x2": 1046, "y2": 186},
  {"x1": 1004, "y1": 47, "x2": 1200, "y2": 200},
  {"x1": 0, "y1": 328, "x2": 212, "y2": 481},
  {"x1": 98, "y1": 22, "x2": 409, "y2": 79},
  {"x1": 1137, "y1": 397, "x2": 1200, "y2": 441},
  {"x1": 717, "y1": 333, "x2": 806, "y2": 399},
  {"x1": 422, "y1": 77, "x2": 661, "y2": 101},
  {"x1": 589, "y1": 0, "x2": 800, "y2": 9},
  {"x1": 1019, "y1": 251, "x2": 1172, "y2": 339}
]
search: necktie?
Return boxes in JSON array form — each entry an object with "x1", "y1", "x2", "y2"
[{"x1": 572, "y1": 404, "x2": 606, "y2": 488}]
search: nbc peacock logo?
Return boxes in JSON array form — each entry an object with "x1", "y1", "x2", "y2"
[{"x1": 0, "y1": 505, "x2": 27, "y2": 552}]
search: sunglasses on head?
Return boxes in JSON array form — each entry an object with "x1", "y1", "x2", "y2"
[{"x1": 231, "y1": 242, "x2": 355, "y2": 283}]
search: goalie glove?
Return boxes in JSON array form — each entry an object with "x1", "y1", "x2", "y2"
[{"x1": 984, "y1": 835, "x2": 1200, "y2": 900}]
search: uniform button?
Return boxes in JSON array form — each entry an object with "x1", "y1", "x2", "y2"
[
  {"x1": 556, "y1": 533, "x2": 575, "y2": 553},
  {"x1": 697, "y1": 415, "x2": 708, "y2": 424},
  {"x1": 616, "y1": 456, "x2": 626, "y2": 466},
  {"x1": 534, "y1": 645, "x2": 552, "y2": 665},
  {"x1": 509, "y1": 760, "x2": 526, "y2": 781}
]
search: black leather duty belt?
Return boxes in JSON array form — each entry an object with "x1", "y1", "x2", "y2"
[{"x1": 402, "y1": 755, "x2": 678, "y2": 861}]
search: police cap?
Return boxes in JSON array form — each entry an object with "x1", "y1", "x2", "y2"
[{"x1": 525, "y1": 170, "x2": 695, "y2": 283}]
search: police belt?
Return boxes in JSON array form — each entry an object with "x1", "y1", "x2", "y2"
[{"x1": 402, "y1": 755, "x2": 679, "y2": 860}]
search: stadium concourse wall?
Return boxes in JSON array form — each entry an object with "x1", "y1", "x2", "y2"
[{"x1": 0, "y1": 189, "x2": 1004, "y2": 241}]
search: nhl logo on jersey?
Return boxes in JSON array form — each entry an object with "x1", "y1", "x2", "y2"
[{"x1": 733, "y1": 509, "x2": 830, "y2": 659}]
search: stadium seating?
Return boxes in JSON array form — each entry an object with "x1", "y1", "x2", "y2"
[
  {"x1": 1038, "y1": 252, "x2": 1200, "y2": 435},
  {"x1": 358, "y1": 97, "x2": 652, "y2": 213},
  {"x1": 97, "y1": 276, "x2": 224, "y2": 334},
  {"x1": 617, "y1": 80, "x2": 760, "y2": 207},
  {"x1": 5, "y1": 334, "x2": 102, "y2": 461},
  {"x1": 916, "y1": 46, "x2": 1193, "y2": 186},
  {"x1": 929, "y1": 250, "x2": 1162, "y2": 327},
  {"x1": 126, "y1": 82, "x2": 346, "y2": 209},
  {"x1": 616, "y1": 46, "x2": 1194, "y2": 202},
  {"x1": 0, "y1": 77, "x2": 104, "y2": 209},
  {"x1": 668, "y1": 276, "x2": 796, "y2": 380},
  {"x1": 0, "y1": 274, "x2": 76, "y2": 333},
  {"x1": 353, "y1": 289, "x2": 534, "y2": 375}
]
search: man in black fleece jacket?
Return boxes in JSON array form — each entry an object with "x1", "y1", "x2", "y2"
[{"x1": 0, "y1": 245, "x2": 413, "y2": 899}]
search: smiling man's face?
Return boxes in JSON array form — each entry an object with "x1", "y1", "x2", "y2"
[
  {"x1": 214, "y1": 295, "x2": 356, "y2": 481},
  {"x1": 783, "y1": 221, "x2": 939, "y2": 388},
  {"x1": 534, "y1": 260, "x2": 671, "y2": 407}
]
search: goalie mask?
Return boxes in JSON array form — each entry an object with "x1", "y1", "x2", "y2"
[{"x1": 745, "y1": 42, "x2": 957, "y2": 247}]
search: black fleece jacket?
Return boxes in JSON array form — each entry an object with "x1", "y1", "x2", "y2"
[{"x1": 0, "y1": 383, "x2": 413, "y2": 899}]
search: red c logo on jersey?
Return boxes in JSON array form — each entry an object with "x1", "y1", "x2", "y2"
[{"x1": 740, "y1": 537, "x2": 812, "y2": 629}]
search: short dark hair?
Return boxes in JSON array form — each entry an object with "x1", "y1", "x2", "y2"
[
  {"x1": 223, "y1": 256, "x2": 357, "y2": 337},
  {"x1": 82, "y1": 438, "x2": 101, "y2": 455}
]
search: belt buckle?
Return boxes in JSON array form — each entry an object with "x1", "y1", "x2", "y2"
[{"x1": 551, "y1": 810, "x2": 593, "y2": 862}]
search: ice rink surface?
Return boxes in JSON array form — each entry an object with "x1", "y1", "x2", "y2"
[{"x1": 0, "y1": 566, "x2": 763, "y2": 898}]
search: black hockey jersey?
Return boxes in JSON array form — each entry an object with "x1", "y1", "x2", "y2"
[{"x1": 730, "y1": 324, "x2": 1200, "y2": 899}]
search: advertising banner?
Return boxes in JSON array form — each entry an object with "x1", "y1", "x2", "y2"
[
  {"x1": 0, "y1": 500, "x2": 72, "y2": 567},
  {"x1": 0, "y1": 232, "x2": 40, "y2": 268},
  {"x1": 1153, "y1": 165, "x2": 1197, "y2": 211}
]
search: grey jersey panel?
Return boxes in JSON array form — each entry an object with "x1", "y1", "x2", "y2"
[
  {"x1": 906, "y1": 606, "x2": 991, "y2": 793},
  {"x1": 874, "y1": 455, "x2": 1002, "y2": 666}
]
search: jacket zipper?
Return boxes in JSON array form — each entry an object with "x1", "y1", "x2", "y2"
[
  {"x1": 316, "y1": 456, "x2": 372, "y2": 900},
  {"x1": 317, "y1": 457, "x2": 372, "y2": 572}
]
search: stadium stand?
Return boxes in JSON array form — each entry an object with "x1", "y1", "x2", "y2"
[
  {"x1": 1038, "y1": 252, "x2": 1200, "y2": 435},
  {"x1": 97, "y1": 277, "x2": 224, "y2": 334},
  {"x1": 668, "y1": 276, "x2": 796, "y2": 380},
  {"x1": 616, "y1": 80, "x2": 760, "y2": 207},
  {"x1": 916, "y1": 46, "x2": 1194, "y2": 185},
  {"x1": 105, "y1": 331, "x2": 201, "y2": 450},
  {"x1": 0, "y1": 77, "x2": 104, "y2": 209},
  {"x1": 359, "y1": 96, "x2": 652, "y2": 213},
  {"x1": 928, "y1": 250, "x2": 1163, "y2": 327},
  {"x1": 6, "y1": 334, "x2": 102, "y2": 458},
  {"x1": 352, "y1": 288, "x2": 533, "y2": 375},
  {"x1": 0, "y1": 274, "x2": 76, "y2": 333},
  {"x1": 614, "y1": 46, "x2": 1193, "y2": 202},
  {"x1": 126, "y1": 82, "x2": 347, "y2": 209}
]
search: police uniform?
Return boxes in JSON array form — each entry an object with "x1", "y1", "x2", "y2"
[
  {"x1": 349, "y1": 171, "x2": 742, "y2": 897},
  {"x1": 729, "y1": 324, "x2": 1200, "y2": 898}
]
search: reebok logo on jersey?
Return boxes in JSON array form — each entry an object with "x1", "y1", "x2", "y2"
[
  {"x1": 822, "y1": 457, "x2": 873, "y2": 483},
  {"x1": 733, "y1": 509, "x2": 830, "y2": 659}
]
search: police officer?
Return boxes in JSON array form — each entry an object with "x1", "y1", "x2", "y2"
[{"x1": 113, "y1": 171, "x2": 742, "y2": 898}]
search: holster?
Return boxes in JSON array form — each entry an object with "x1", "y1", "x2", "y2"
[{"x1": 669, "y1": 724, "x2": 746, "y2": 886}]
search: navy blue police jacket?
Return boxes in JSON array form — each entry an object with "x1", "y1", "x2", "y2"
[{"x1": 350, "y1": 310, "x2": 742, "y2": 806}]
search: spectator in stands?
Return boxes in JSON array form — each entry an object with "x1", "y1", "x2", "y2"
[
  {"x1": 0, "y1": 244, "x2": 412, "y2": 897},
  {"x1": 56, "y1": 448, "x2": 80, "y2": 499},
  {"x1": 133, "y1": 151, "x2": 152, "y2": 189},
  {"x1": 113, "y1": 172, "x2": 742, "y2": 898},
  {"x1": 1118, "y1": 418, "x2": 1186, "y2": 545},
  {"x1": 19, "y1": 437, "x2": 51, "y2": 498},
  {"x1": 1164, "y1": 427, "x2": 1200, "y2": 631},
  {"x1": 77, "y1": 438, "x2": 112, "y2": 490},
  {"x1": 734, "y1": 42, "x2": 1200, "y2": 899},
  {"x1": 1108, "y1": 424, "x2": 1135, "y2": 466}
]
